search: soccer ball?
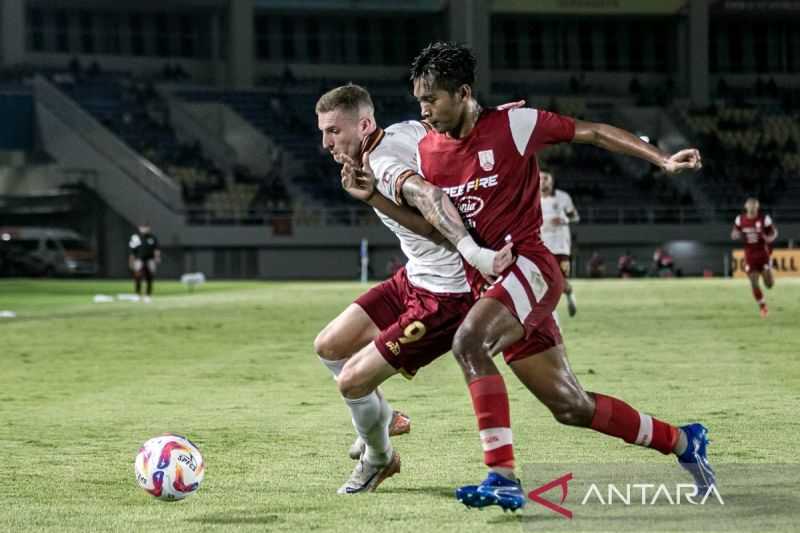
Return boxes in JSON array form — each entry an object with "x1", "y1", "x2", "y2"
[{"x1": 134, "y1": 433, "x2": 205, "y2": 501}]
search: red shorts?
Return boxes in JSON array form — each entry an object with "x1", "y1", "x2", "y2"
[
  {"x1": 354, "y1": 267, "x2": 474, "y2": 378},
  {"x1": 482, "y1": 251, "x2": 564, "y2": 364},
  {"x1": 744, "y1": 249, "x2": 772, "y2": 273}
]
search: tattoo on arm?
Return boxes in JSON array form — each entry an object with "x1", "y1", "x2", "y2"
[
  {"x1": 367, "y1": 192, "x2": 439, "y2": 240},
  {"x1": 402, "y1": 175, "x2": 468, "y2": 245}
]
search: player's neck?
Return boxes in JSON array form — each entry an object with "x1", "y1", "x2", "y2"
[{"x1": 448, "y1": 99, "x2": 481, "y2": 139}]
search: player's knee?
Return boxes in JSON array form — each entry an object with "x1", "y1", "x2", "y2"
[
  {"x1": 337, "y1": 366, "x2": 370, "y2": 399},
  {"x1": 314, "y1": 329, "x2": 342, "y2": 360},
  {"x1": 452, "y1": 322, "x2": 484, "y2": 365}
]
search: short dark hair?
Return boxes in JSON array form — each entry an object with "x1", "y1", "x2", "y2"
[
  {"x1": 410, "y1": 41, "x2": 476, "y2": 93},
  {"x1": 315, "y1": 83, "x2": 374, "y2": 115}
]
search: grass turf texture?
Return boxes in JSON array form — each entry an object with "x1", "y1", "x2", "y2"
[{"x1": 1, "y1": 278, "x2": 798, "y2": 532}]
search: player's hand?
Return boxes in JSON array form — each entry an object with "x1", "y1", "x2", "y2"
[
  {"x1": 458, "y1": 237, "x2": 514, "y2": 279},
  {"x1": 731, "y1": 229, "x2": 742, "y2": 240},
  {"x1": 492, "y1": 242, "x2": 515, "y2": 274},
  {"x1": 339, "y1": 152, "x2": 376, "y2": 203},
  {"x1": 496, "y1": 100, "x2": 526, "y2": 111},
  {"x1": 550, "y1": 216, "x2": 565, "y2": 226},
  {"x1": 663, "y1": 148, "x2": 702, "y2": 174},
  {"x1": 481, "y1": 242, "x2": 514, "y2": 284}
]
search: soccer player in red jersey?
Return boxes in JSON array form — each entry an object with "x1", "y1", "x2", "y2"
[
  {"x1": 344, "y1": 42, "x2": 715, "y2": 510},
  {"x1": 731, "y1": 197, "x2": 778, "y2": 317}
]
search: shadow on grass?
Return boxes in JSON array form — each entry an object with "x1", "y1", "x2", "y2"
[
  {"x1": 189, "y1": 512, "x2": 282, "y2": 525},
  {"x1": 380, "y1": 486, "x2": 454, "y2": 500}
]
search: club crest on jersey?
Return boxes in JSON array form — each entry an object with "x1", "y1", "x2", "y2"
[{"x1": 478, "y1": 149, "x2": 494, "y2": 171}]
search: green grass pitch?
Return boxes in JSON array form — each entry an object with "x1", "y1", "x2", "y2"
[{"x1": 1, "y1": 278, "x2": 799, "y2": 532}]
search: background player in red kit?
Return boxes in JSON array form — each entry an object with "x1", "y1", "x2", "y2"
[
  {"x1": 340, "y1": 42, "x2": 714, "y2": 511},
  {"x1": 731, "y1": 197, "x2": 778, "y2": 317}
]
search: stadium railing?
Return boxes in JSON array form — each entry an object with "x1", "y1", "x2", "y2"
[{"x1": 182, "y1": 206, "x2": 800, "y2": 226}]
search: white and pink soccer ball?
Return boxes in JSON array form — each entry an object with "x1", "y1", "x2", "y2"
[{"x1": 134, "y1": 433, "x2": 205, "y2": 501}]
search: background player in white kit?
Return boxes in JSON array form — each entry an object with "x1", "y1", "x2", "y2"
[
  {"x1": 539, "y1": 169, "x2": 580, "y2": 316},
  {"x1": 313, "y1": 84, "x2": 512, "y2": 494}
]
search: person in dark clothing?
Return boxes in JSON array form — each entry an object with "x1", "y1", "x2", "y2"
[{"x1": 128, "y1": 222, "x2": 161, "y2": 302}]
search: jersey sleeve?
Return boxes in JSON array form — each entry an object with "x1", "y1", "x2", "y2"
[
  {"x1": 763, "y1": 215, "x2": 778, "y2": 240},
  {"x1": 734, "y1": 215, "x2": 742, "y2": 230},
  {"x1": 508, "y1": 108, "x2": 575, "y2": 157},
  {"x1": 128, "y1": 234, "x2": 141, "y2": 252},
  {"x1": 562, "y1": 191, "x2": 579, "y2": 222},
  {"x1": 370, "y1": 151, "x2": 416, "y2": 206}
]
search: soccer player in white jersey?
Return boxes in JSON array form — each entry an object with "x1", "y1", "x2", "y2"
[
  {"x1": 313, "y1": 84, "x2": 513, "y2": 494},
  {"x1": 540, "y1": 169, "x2": 580, "y2": 316}
]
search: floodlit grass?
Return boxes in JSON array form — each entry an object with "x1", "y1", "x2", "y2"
[{"x1": 1, "y1": 278, "x2": 798, "y2": 532}]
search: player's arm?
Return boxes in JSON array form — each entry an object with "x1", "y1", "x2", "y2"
[
  {"x1": 565, "y1": 208, "x2": 579, "y2": 224},
  {"x1": 128, "y1": 234, "x2": 139, "y2": 269},
  {"x1": 731, "y1": 216, "x2": 742, "y2": 240},
  {"x1": 564, "y1": 195, "x2": 580, "y2": 224},
  {"x1": 370, "y1": 193, "x2": 445, "y2": 244},
  {"x1": 153, "y1": 236, "x2": 162, "y2": 263},
  {"x1": 764, "y1": 217, "x2": 778, "y2": 243},
  {"x1": 338, "y1": 153, "x2": 444, "y2": 243},
  {"x1": 572, "y1": 120, "x2": 702, "y2": 175},
  {"x1": 400, "y1": 174, "x2": 513, "y2": 277},
  {"x1": 342, "y1": 152, "x2": 513, "y2": 277}
]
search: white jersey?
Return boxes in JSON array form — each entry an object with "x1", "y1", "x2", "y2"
[
  {"x1": 367, "y1": 121, "x2": 470, "y2": 294},
  {"x1": 540, "y1": 189, "x2": 578, "y2": 256}
]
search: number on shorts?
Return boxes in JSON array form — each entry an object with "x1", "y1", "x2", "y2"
[{"x1": 398, "y1": 321, "x2": 426, "y2": 344}]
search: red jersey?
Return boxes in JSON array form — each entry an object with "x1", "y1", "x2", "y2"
[
  {"x1": 734, "y1": 212, "x2": 776, "y2": 257},
  {"x1": 417, "y1": 107, "x2": 575, "y2": 287}
]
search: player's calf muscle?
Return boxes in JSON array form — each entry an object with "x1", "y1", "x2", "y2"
[{"x1": 548, "y1": 390, "x2": 594, "y2": 426}]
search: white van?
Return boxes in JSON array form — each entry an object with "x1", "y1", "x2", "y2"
[{"x1": 0, "y1": 227, "x2": 97, "y2": 276}]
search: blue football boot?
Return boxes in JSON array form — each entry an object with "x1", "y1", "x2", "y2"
[
  {"x1": 456, "y1": 472, "x2": 526, "y2": 511},
  {"x1": 677, "y1": 423, "x2": 716, "y2": 492}
]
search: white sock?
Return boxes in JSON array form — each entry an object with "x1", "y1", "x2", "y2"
[
  {"x1": 319, "y1": 357, "x2": 347, "y2": 380},
  {"x1": 673, "y1": 428, "x2": 688, "y2": 455},
  {"x1": 344, "y1": 391, "x2": 393, "y2": 465}
]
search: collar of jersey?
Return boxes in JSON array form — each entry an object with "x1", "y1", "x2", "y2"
[{"x1": 360, "y1": 127, "x2": 385, "y2": 156}]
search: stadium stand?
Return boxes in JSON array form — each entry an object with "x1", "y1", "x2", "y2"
[
  {"x1": 50, "y1": 73, "x2": 292, "y2": 223},
  {"x1": 677, "y1": 104, "x2": 800, "y2": 212}
]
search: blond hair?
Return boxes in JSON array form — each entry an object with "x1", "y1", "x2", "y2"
[{"x1": 315, "y1": 84, "x2": 374, "y2": 116}]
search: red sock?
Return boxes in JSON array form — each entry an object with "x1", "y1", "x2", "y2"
[
  {"x1": 590, "y1": 393, "x2": 678, "y2": 455},
  {"x1": 752, "y1": 287, "x2": 765, "y2": 305},
  {"x1": 468, "y1": 374, "x2": 514, "y2": 469}
]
